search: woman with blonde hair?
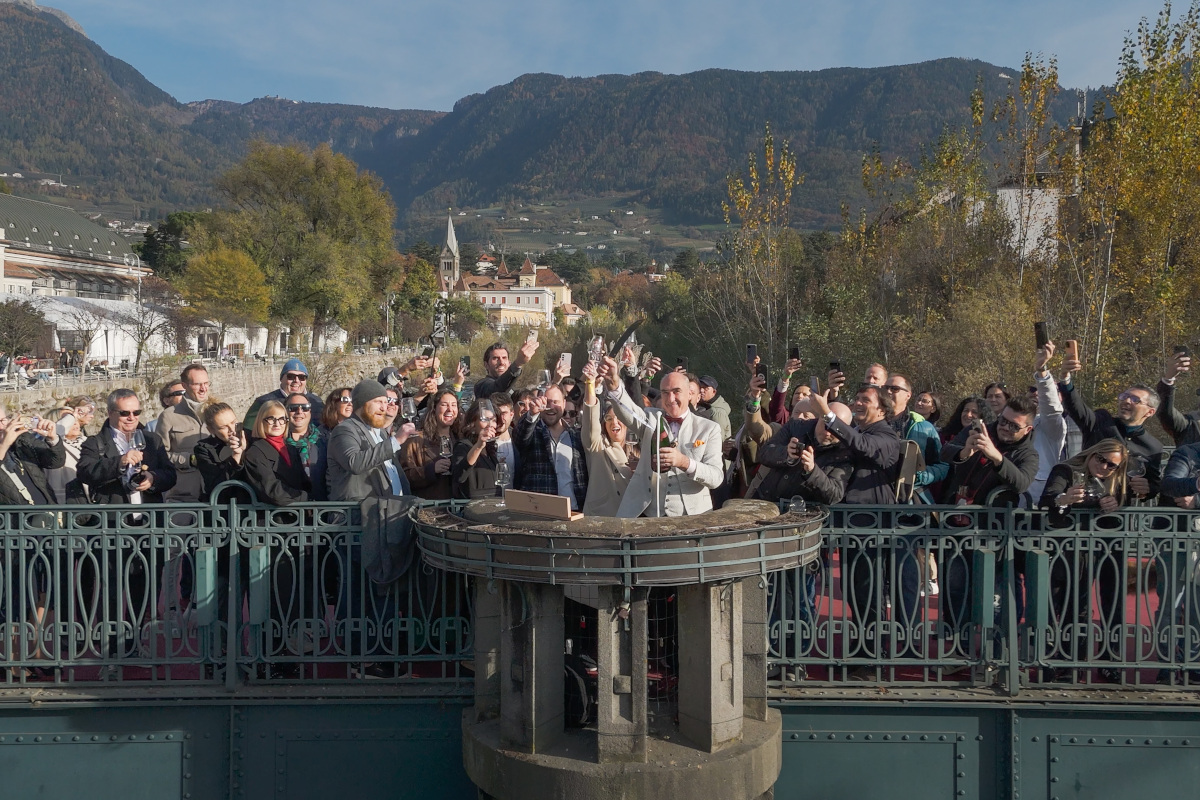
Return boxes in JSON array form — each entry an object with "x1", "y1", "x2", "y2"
[
  {"x1": 1037, "y1": 437, "x2": 1130, "y2": 683},
  {"x1": 1038, "y1": 438, "x2": 1129, "y2": 519}
]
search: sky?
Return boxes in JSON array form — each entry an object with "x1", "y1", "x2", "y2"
[{"x1": 37, "y1": 0, "x2": 1174, "y2": 111}]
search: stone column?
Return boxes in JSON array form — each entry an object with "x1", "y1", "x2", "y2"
[
  {"x1": 595, "y1": 586, "x2": 648, "y2": 763},
  {"x1": 499, "y1": 581, "x2": 564, "y2": 753},
  {"x1": 742, "y1": 577, "x2": 769, "y2": 721},
  {"x1": 473, "y1": 579, "x2": 502, "y2": 723},
  {"x1": 677, "y1": 581, "x2": 744, "y2": 752}
]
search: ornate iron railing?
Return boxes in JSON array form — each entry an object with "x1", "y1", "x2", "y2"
[
  {"x1": 0, "y1": 490, "x2": 472, "y2": 688},
  {"x1": 767, "y1": 504, "x2": 1200, "y2": 693},
  {"x1": 3, "y1": 494, "x2": 1200, "y2": 696}
]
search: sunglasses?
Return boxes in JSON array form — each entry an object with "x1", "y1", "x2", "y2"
[
  {"x1": 1118, "y1": 392, "x2": 1146, "y2": 405},
  {"x1": 385, "y1": 398, "x2": 399, "y2": 406},
  {"x1": 284, "y1": 373, "x2": 307, "y2": 382},
  {"x1": 264, "y1": 416, "x2": 287, "y2": 425},
  {"x1": 287, "y1": 404, "x2": 311, "y2": 413},
  {"x1": 1092, "y1": 453, "x2": 1122, "y2": 470},
  {"x1": 117, "y1": 409, "x2": 142, "y2": 418},
  {"x1": 166, "y1": 390, "x2": 186, "y2": 398},
  {"x1": 883, "y1": 385, "x2": 909, "y2": 394},
  {"x1": 337, "y1": 396, "x2": 352, "y2": 404}
]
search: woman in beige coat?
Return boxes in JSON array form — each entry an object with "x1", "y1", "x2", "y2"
[{"x1": 579, "y1": 362, "x2": 636, "y2": 516}]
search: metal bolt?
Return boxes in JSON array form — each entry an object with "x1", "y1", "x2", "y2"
[
  {"x1": 53, "y1": 736, "x2": 61, "y2": 742},
  {"x1": 34, "y1": 736, "x2": 42, "y2": 743},
  {"x1": 920, "y1": 735, "x2": 929, "y2": 741},
  {"x1": 790, "y1": 734, "x2": 798, "y2": 740},
  {"x1": 1051, "y1": 777, "x2": 1059, "y2": 783},
  {"x1": 166, "y1": 735, "x2": 173, "y2": 740},
  {"x1": 1050, "y1": 737, "x2": 1059, "y2": 743},
  {"x1": 958, "y1": 772, "x2": 966, "y2": 778},
  {"x1": 1051, "y1": 757, "x2": 1059, "y2": 763},
  {"x1": 940, "y1": 735, "x2": 948, "y2": 741},
  {"x1": 1032, "y1": 736, "x2": 1040, "y2": 742}
]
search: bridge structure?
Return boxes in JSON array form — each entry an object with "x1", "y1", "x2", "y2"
[{"x1": 0, "y1": 493, "x2": 1198, "y2": 798}]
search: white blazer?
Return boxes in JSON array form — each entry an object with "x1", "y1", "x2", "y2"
[{"x1": 608, "y1": 384, "x2": 724, "y2": 518}]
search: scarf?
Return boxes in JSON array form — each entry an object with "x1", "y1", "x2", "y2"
[
  {"x1": 264, "y1": 434, "x2": 293, "y2": 467},
  {"x1": 289, "y1": 426, "x2": 321, "y2": 465}
]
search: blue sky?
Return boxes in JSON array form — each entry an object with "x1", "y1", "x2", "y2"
[{"x1": 43, "y1": 0, "x2": 1172, "y2": 110}]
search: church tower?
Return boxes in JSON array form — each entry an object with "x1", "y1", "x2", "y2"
[{"x1": 439, "y1": 214, "x2": 460, "y2": 286}]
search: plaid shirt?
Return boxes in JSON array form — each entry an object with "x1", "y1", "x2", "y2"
[{"x1": 514, "y1": 414, "x2": 588, "y2": 510}]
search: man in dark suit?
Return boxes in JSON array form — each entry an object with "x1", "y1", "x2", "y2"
[{"x1": 76, "y1": 388, "x2": 177, "y2": 660}]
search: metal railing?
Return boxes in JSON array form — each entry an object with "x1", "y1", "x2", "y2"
[
  {"x1": 5, "y1": 495, "x2": 1200, "y2": 697},
  {"x1": 767, "y1": 504, "x2": 1200, "y2": 693},
  {"x1": 0, "y1": 490, "x2": 472, "y2": 688}
]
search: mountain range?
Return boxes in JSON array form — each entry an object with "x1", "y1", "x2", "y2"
[{"x1": 0, "y1": 1, "x2": 1081, "y2": 233}]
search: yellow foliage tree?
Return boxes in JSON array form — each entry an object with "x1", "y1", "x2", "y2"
[{"x1": 177, "y1": 246, "x2": 271, "y2": 353}]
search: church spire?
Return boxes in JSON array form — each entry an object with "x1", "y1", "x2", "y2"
[{"x1": 445, "y1": 212, "x2": 459, "y2": 258}]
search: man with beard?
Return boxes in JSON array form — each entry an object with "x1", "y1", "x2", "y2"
[{"x1": 326, "y1": 380, "x2": 416, "y2": 501}]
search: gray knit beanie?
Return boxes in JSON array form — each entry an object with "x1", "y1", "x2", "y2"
[{"x1": 351, "y1": 379, "x2": 388, "y2": 411}]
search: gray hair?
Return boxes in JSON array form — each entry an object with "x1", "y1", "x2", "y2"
[{"x1": 106, "y1": 388, "x2": 139, "y2": 413}]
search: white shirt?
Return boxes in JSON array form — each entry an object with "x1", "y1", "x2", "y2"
[
  {"x1": 551, "y1": 428, "x2": 578, "y2": 510},
  {"x1": 368, "y1": 427, "x2": 404, "y2": 495}
]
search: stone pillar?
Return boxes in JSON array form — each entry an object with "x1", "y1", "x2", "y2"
[
  {"x1": 677, "y1": 581, "x2": 744, "y2": 752},
  {"x1": 473, "y1": 579, "x2": 502, "y2": 723},
  {"x1": 500, "y1": 581, "x2": 564, "y2": 753},
  {"x1": 742, "y1": 577, "x2": 769, "y2": 721},
  {"x1": 595, "y1": 586, "x2": 648, "y2": 763}
]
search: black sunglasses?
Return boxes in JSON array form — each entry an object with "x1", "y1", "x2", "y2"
[
  {"x1": 117, "y1": 409, "x2": 142, "y2": 418},
  {"x1": 336, "y1": 396, "x2": 352, "y2": 404},
  {"x1": 287, "y1": 403, "x2": 312, "y2": 413},
  {"x1": 284, "y1": 373, "x2": 307, "y2": 382},
  {"x1": 166, "y1": 390, "x2": 186, "y2": 398}
]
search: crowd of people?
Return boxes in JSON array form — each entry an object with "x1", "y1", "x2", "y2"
[{"x1": 4, "y1": 334, "x2": 1200, "y2": 683}]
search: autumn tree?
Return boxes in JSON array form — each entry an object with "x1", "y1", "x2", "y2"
[
  {"x1": 176, "y1": 246, "x2": 271, "y2": 352},
  {"x1": 213, "y1": 141, "x2": 399, "y2": 351}
]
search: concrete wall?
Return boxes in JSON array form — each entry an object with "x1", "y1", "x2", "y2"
[{"x1": 0, "y1": 354, "x2": 397, "y2": 419}]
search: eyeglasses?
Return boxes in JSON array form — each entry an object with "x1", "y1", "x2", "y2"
[
  {"x1": 337, "y1": 396, "x2": 352, "y2": 404},
  {"x1": 1092, "y1": 453, "x2": 1122, "y2": 470},
  {"x1": 117, "y1": 409, "x2": 142, "y2": 418},
  {"x1": 287, "y1": 404, "x2": 311, "y2": 413},
  {"x1": 996, "y1": 416, "x2": 1028, "y2": 431},
  {"x1": 284, "y1": 373, "x2": 307, "y2": 382},
  {"x1": 1118, "y1": 392, "x2": 1146, "y2": 405},
  {"x1": 264, "y1": 416, "x2": 287, "y2": 425},
  {"x1": 385, "y1": 397, "x2": 399, "y2": 406},
  {"x1": 883, "y1": 385, "x2": 909, "y2": 394},
  {"x1": 564, "y1": 409, "x2": 579, "y2": 417}
]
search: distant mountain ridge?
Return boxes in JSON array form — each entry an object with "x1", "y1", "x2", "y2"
[{"x1": 0, "y1": 2, "x2": 1080, "y2": 228}]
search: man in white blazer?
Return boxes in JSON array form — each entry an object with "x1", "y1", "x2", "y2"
[{"x1": 600, "y1": 357, "x2": 724, "y2": 517}]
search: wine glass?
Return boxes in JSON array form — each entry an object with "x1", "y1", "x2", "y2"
[
  {"x1": 400, "y1": 397, "x2": 417, "y2": 421},
  {"x1": 538, "y1": 369, "x2": 551, "y2": 390},
  {"x1": 130, "y1": 429, "x2": 146, "y2": 451},
  {"x1": 495, "y1": 461, "x2": 512, "y2": 507},
  {"x1": 438, "y1": 436, "x2": 452, "y2": 458}
]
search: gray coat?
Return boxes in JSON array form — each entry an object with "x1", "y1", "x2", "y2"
[{"x1": 326, "y1": 416, "x2": 411, "y2": 501}]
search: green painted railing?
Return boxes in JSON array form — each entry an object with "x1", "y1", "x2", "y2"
[{"x1": 3, "y1": 492, "x2": 1200, "y2": 697}]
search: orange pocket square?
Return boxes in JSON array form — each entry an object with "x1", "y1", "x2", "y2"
[{"x1": 693, "y1": 439, "x2": 705, "y2": 447}]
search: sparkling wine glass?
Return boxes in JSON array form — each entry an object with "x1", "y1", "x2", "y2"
[{"x1": 495, "y1": 461, "x2": 512, "y2": 507}]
